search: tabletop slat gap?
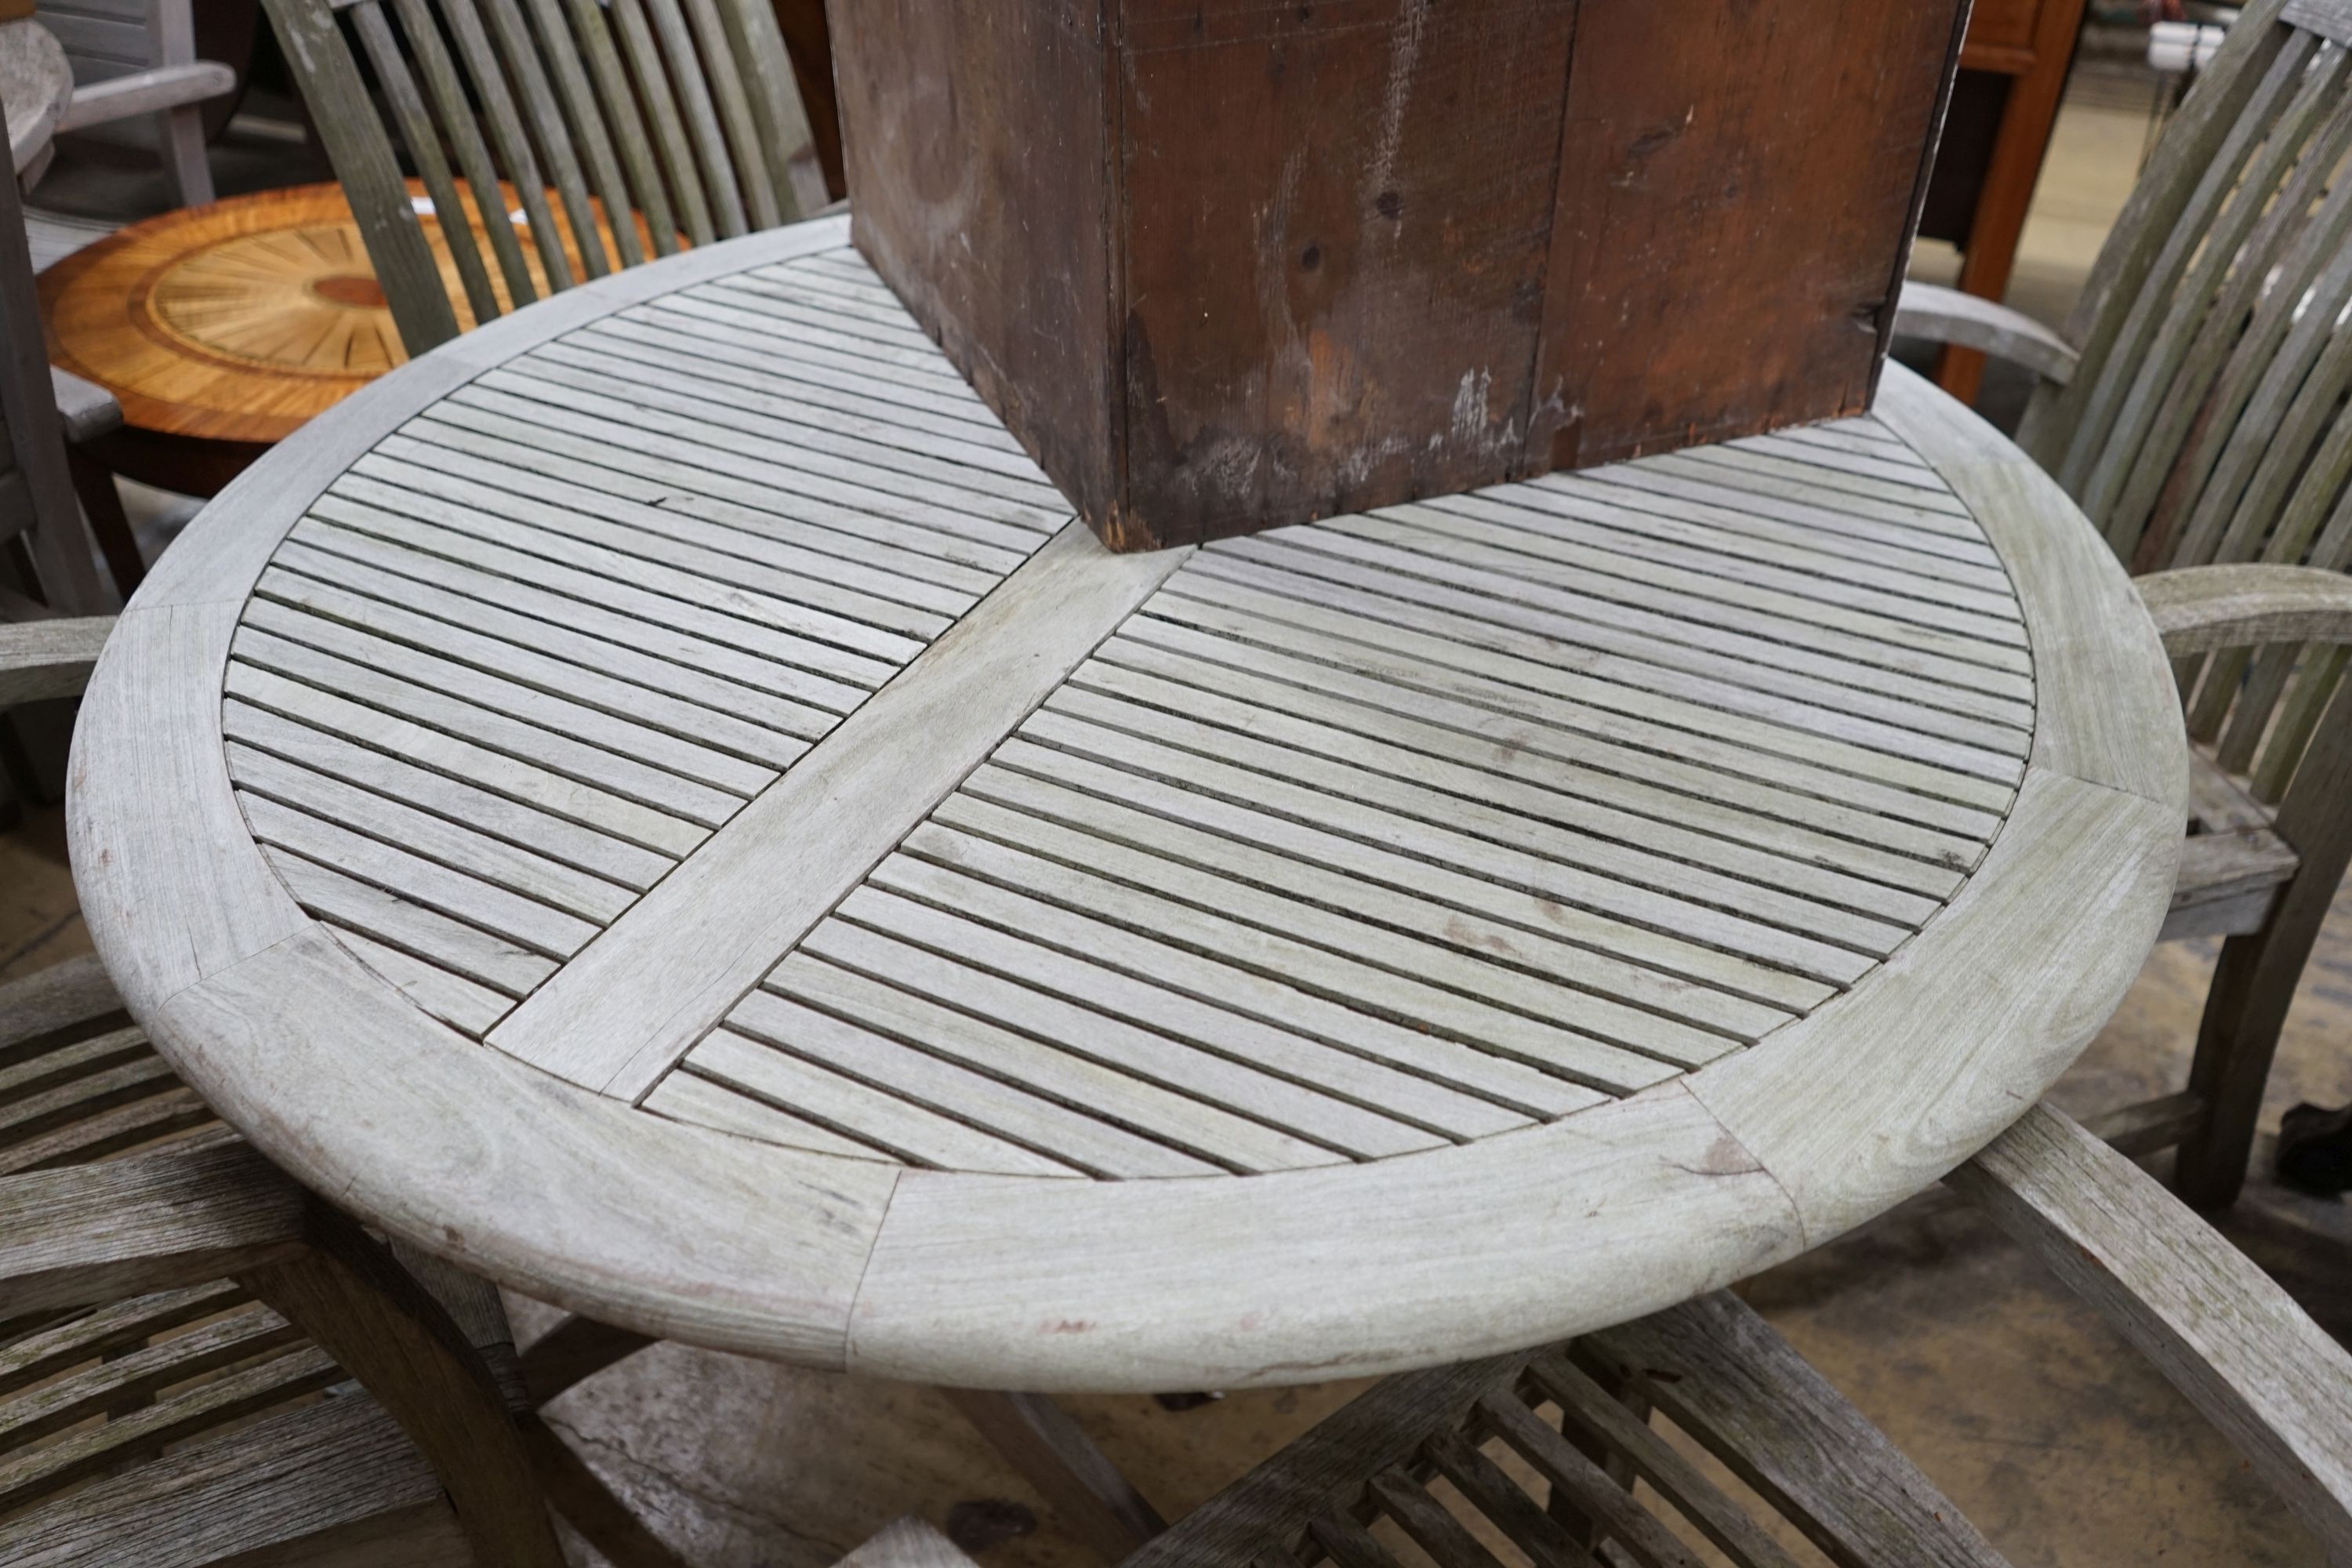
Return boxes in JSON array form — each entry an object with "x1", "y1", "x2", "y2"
[
  {"x1": 1113, "y1": 615, "x2": 1980, "y2": 891},
  {"x1": 1096, "y1": 624, "x2": 1976, "y2": 902},
  {"x1": 290, "y1": 513, "x2": 880, "y2": 718},
  {"x1": 838, "y1": 877, "x2": 1544, "y2": 1144},
  {"x1": 1572, "y1": 463, "x2": 2005, "y2": 568},
  {"x1": 377, "y1": 420, "x2": 1015, "y2": 596},
  {"x1": 511, "y1": 343, "x2": 1059, "y2": 492},
  {"x1": 618, "y1": 299, "x2": 1018, "y2": 426},
  {"x1": 238, "y1": 790, "x2": 602, "y2": 960},
  {"x1": 809, "y1": 902, "x2": 1443, "y2": 1161},
  {"x1": 238, "y1": 599, "x2": 774, "y2": 800},
  {"x1": 1027, "y1": 695, "x2": 1900, "y2": 980},
  {"x1": 649, "y1": 289, "x2": 978, "y2": 381},
  {"x1": 1396, "y1": 492, "x2": 2028, "y2": 640},
  {"x1": 782, "y1": 926, "x2": 1366, "y2": 1172},
  {"x1": 582, "y1": 314, "x2": 1032, "y2": 457},
  {"x1": 229, "y1": 626, "x2": 749, "y2": 829},
  {"x1": 303, "y1": 494, "x2": 902, "y2": 696},
  {"x1": 1216, "y1": 532, "x2": 2034, "y2": 760},
  {"x1": 256, "y1": 847, "x2": 557, "y2": 997},
  {"x1": 887, "y1": 829, "x2": 1674, "y2": 1104},
  {"x1": 1638, "y1": 452, "x2": 1991, "y2": 542},
  {"x1": 728, "y1": 975, "x2": 1229, "y2": 1178},
  {"x1": 245, "y1": 580, "x2": 794, "y2": 784},
  {"x1": 641, "y1": 1069, "x2": 913, "y2": 1163},
  {"x1": 1145, "y1": 576, "x2": 2009, "y2": 851},
  {"x1": 1726, "y1": 431, "x2": 1961, "y2": 495},
  {"x1": 1420, "y1": 484, "x2": 2026, "y2": 633},
  {"x1": 925, "y1": 793, "x2": 1751, "y2": 1073},
  {"x1": 223, "y1": 695, "x2": 679, "y2": 889},
  {"x1": 961, "y1": 758, "x2": 1801, "y2": 1041},
  {"x1": 328, "y1": 927, "x2": 516, "y2": 1038},
  {"x1": 477, "y1": 359, "x2": 1072, "y2": 514},
  {"x1": 221, "y1": 672, "x2": 702, "y2": 864},
  {"x1": 538, "y1": 331, "x2": 1047, "y2": 478},
  {"x1": 261, "y1": 548, "x2": 830, "y2": 762},
  {"x1": 979, "y1": 737, "x2": 1834, "y2": 1017},
  {"x1": 1685, "y1": 443, "x2": 1976, "y2": 516},
  {"x1": 373, "y1": 429, "x2": 999, "y2": 614},
  {"x1": 763, "y1": 956, "x2": 1272, "y2": 1177},
  {"x1": 687, "y1": 1025, "x2": 1091, "y2": 1178},
  {"x1": 1014, "y1": 702, "x2": 1879, "y2": 993},
  {"x1": 1185, "y1": 552, "x2": 2032, "y2": 799},
  {"x1": 389, "y1": 410, "x2": 1041, "y2": 573},
  {"x1": 1666, "y1": 448, "x2": 1978, "y2": 529},
  {"x1": 340, "y1": 459, "x2": 949, "y2": 657},
  {"x1": 1329, "y1": 510, "x2": 2036, "y2": 713},
  {"x1": 416, "y1": 396, "x2": 1060, "y2": 554},
  {"x1": 227, "y1": 741, "x2": 639, "y2": 924},
  {"x1": 444, "y1": 383, "x2": 1069, "y2": 535}
]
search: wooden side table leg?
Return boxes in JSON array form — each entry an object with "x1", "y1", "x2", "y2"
[
  {"x1": 63, "y1": 448, "x2": 143, "y2": 601},
  {"x1": 943, "y1": 1388, "x2": 1167, "y2": 1563}
]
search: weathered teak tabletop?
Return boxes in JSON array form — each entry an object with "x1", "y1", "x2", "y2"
[{"x1": 71, "y1": 216, "x2": 2186, "y2": 1392}]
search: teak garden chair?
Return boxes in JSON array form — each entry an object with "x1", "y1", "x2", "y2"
[
  {"x1": 256, "y1": 0, "x2": 817, "y2": 359},
  {"x1": 1898, "y1": 0, "x2": 2352, "y2": 1207},
  {"x1": 27, "y1": 0, "x2": 237, "y2": 205},
  {"x1": 782, "y1": 1107, "x2": 2352, "y2": 1566},
  {"x1": 0, "y1": 621, "x2": 565, "y2": 1565}
]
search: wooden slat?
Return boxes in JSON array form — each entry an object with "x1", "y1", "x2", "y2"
[
  {"x1": 485, "y1": 525, "x2": 1179, "y2": 1098},
  {"x1": 261, "y1": 848, "x2": 559, "y2": 998},
  {"x1": 1585, "y1": 1293, "x2": 2010, "y2": 1568}
]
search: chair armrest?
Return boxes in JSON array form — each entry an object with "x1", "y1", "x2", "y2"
[
  {"x1": 0, "y1": 615, "x2": 112, "y2": 707},
  {"x1": 1948, "y1": 1104, "x2": 2352, "y2": 1559},
  {"x1": 56, "y1": 60, "x2": 237, "y2": 134},
  {"x1": 50, "y1": 367, "x2": 121, "y2": 445},
  {"x1": 1892, "y1": 282, "x2": 2079, "y2": 387},
  {"x1": 2137, "y1": 564, "x2": 2352, "y2": 655}
]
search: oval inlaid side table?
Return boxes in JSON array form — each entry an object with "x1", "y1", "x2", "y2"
[{"x1": 70, "y1": 215, "x2": 2186, "y2": 1393}]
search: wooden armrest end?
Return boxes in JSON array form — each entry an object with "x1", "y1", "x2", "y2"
[
  {"x1": 2140, "y1": 564, "x2": 2352, "y2": 655},
  {"x1": 0, "y1": 615, "x2": 113, "y2": 706},
  {"x1": 1891, "y1": 281, "x2": 2079, "y2": 386}
]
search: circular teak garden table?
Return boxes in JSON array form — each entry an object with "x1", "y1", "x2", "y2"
[
  {"x1": 71, "y1": 216, "x2": 2186, "y2": 1393},
  {"x1": 38, "y1": 180, "x2": 611, "y2": 495}
]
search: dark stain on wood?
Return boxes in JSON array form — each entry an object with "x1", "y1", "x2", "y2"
[{"x1": 829, "y1": 0, "x2": 1966, "y2": 552}]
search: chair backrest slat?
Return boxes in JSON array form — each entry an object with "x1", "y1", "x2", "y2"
[
  {"x1": 379, "y1": 0, "x2": 542, "y2": 328},
  {"x1": 556, "y1": 0, "x2": 681, "y2": 259},
  {"x1": 475, "y1": 0, "x2": 612, "y2": 280},
  {"x1": 2022, "y1": 0, "x2": 2295, "y2": 466},
  {"x1": 2013, "y1": 0, "x2": 2352, "y2": 593},
  {"x1": 347, "y1": 0, "x2": 502, "y2": 330},
  {"x1": 718, "y1": 0, "x2": 810, "y2": 225},
  {"x1": 641, "y1": 0, "x2": 752, "y2": 238},
  {"x1": 605, "y1": 0, "x2": 719, "y2": 246},
  {"x1": 2065, "y1": 30, "x2": 2329, "y2": 518},
  {"x1": 519, "y1": 0, "x2": 646, "y2": 269},
  {"x1": 260, "y1": 0, "x2": 813, "y2": 353},
  {"x1": 430, "y1": 0, "x2": 576, "y2": 293}
]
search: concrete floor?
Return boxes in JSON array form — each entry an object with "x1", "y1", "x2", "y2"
[{"x1": 9, "y1": 57, "x2": 2352, "y2": 1568}]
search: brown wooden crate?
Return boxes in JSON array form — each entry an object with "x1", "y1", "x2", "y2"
[{"x1": 831, "y1": 0, "x2": 1968, "y2": 552}]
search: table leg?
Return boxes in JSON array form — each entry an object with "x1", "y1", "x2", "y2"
[{"x1": 943, "y1": 1388, "x2": 1167, "y2": 1563}]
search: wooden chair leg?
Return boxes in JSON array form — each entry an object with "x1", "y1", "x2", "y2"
[
  {"x1": 64, "y1": 448, "x2": 143, "y2": 601},
  {"x1": 2177, "y1": 862, "x2": 2349, "y2": 1208},
  {"x1": 239, "y1": 1210, "x2": 564, "y2": 1568},
  {"x1": 521, "y1": 1411, "x2": 695, "y2": 1568},
  {"x1": 942, "y1": 1388, "x2": 1166, "y2": 1563}
]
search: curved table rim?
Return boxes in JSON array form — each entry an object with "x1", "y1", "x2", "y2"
[{"x1": 67, "y1": 214, "x2": 2188, "y2": 1391}]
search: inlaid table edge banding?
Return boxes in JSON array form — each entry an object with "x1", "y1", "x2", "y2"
[{"x1": 68, "y1": 215, "x2": 2189, "y2": 1390}]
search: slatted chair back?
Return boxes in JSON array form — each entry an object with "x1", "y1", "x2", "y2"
[
  {"x1": 257, "y1": 0, "x2": 813, "y2": 358},
  {"x1": 2016, "y1": 0, "x2": 2352, "y2": 585},
  {"x1": 0, "y1": 137, "x2": 103, "y2": 615}
]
